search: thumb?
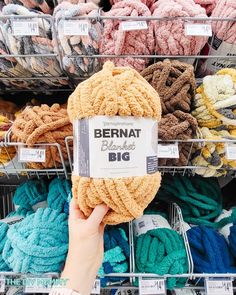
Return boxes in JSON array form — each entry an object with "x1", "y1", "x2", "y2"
[{"x1": 88, "y1": 204, "x2": 109, "y2": 226}]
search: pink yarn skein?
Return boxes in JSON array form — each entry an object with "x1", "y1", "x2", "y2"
[
  {"x1": 151, "y1": 0, "x2": 208, "y2": 56},
  {"x1": 109, "y1": 0, "x2": 156, "y2": 9},
  {"x1": 100, "y1": 0, "x2": 154, "y2": 72},
  {"x1": 211, "y1": 0, "x2": 236, "y2": 44},
  {"x1": 194, "y1": 0, "x2": 217, "y2": 15}
]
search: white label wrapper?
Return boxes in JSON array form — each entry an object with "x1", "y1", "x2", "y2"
[
  {"x1": 185, "y1": 23, "x2": 212, "y2": 36},
  {"x1": 139, "y1": 279, "x2": 166, "y2": 295},
  {"x1": 18, "y1": 147, "x2": 46, "y2": 163},
  {"x1": 1, "y1": 215, "x2": 24, "y2": 226},
  {"x1": 74, "y1": 116, "x2": 158, "y2": 178},
  {"x1": 0, "y1": 276, "x2": 5, "y2": 293},
  {"x1": 205, "y1": 279, "x2": 233, "y2": 295},
  {"x1": 12, "y1": 20, "x2": 39, "y2": 36},
  {"x1": 121, "y1": 21, "x2": 148, "y2": 31},
  {"x1": 63, "y1": 20, "x2": 89, "y2": 36},
  {"x1": 225, "y1": 143, "x2": 236, "y2": 160},
  {"x1": 133, "y1": 215, "x2": 171, "y2": 237}
]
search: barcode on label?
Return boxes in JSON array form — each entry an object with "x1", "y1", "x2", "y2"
[
  {"x1": 12, "y1": 20, "x2": 39, "y2": 36},
  {"x1": 139, "y1": 279, "x2": 166, "y2": 295},
  {"x1": 91, "y1": 279, "x2": 100, "y2": 294},
  {"x1": 63, "y1": 20, "x2": 89, "y2": 36},
  {"x1": 18, "y1": 147, "x2": 46, "y2": 163},
  {"x1": 157, "y1": 143, "x2": 179, "y2": 159},
  {"x1": 121, "y1": 21, "x2": 148, "y2": 31},
  {"x1": 185, "y1": 23, "x2": 212, "y2": 36},
  {"x1": 0, "y1": 276, "x2": 5, "y2": 293},
  {"x1": 225, "y1": 143, "x2": 236, "y2": 160},
  {"x1": 139, "y1": 221, "x2": 145, "y2": 229},
  {"x1": 206, "y1": 279, "x2": 233, "y2": 295}
]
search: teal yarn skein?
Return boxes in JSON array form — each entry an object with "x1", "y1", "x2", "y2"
[
  {"x1": 135, "y1": 228, "x2": 188, "y2": 289},
  {"x1": 2, "y1": 208, "x2": 68, "y2": 273},
  {"x1": 0, "y1": 222, "x2": 10, "y2": 271},
  {"x1": 47, "y1": 178, "x2": 72, "y2": 214},
  {"x1": 13, "y1": 179, "x2": 48, "y2": 211},
  {"x1": 157, "y1": 175, "x2": 223, "y2": 227}
]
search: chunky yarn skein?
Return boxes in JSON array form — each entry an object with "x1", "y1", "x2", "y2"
[
  {"x1": 151, "y1": 0, "x2": 208, "y2": 56},
  {"x1": 4, "y1": 0, "x2": 54, "y2": 14},
  {"x1": 0, "y1": 222, "x2": 10, "y2": 271},
  {"x1": 194, "y1": 0, "x2": 217, "y2": 14},
  {"x1": 2, "y1": 208, "x2": 68, "y2": 273},
  {"x1": 67, "y1": 62, "x2": 162, "y2": 224},
  {"x1": 187, "y1": 226, "x2": 236, "y2": 273},
  {"x1": 101, "y1": 0, "x2": 155, "y2": 72},
  {"x1": 135, "y1": 228, "x2": 188, "y2": 289},
  {"x1": 54, "y1": 2, "x2": 102, "y2": 78},
  {"x1": 12, "y1": 104, "x2": 73, "y2": 169},
  {"x1": 109, "y1": 0, "x2": 156, "y2": 9}
]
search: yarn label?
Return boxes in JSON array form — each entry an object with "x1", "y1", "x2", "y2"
[
  {"x1": 205, "y1": 279, "x2": 233, "y2": 295},
  {"x1": 74, "y1": 116, "x2": 157, "y2": 178},
  {"x1": 91, "y1": 279, "x2": 101, "y2": 294},
  {"x1": 120, "y1": 21, "x2": 148, "y2": 31},
  {"x1": 200, "y1": 35, "x2": 236, "y2": 75},
  {"x1": 63, "y1": 20, "x2": 89, "y2": 36},
  {"x1": 32, "y1": 200, "x2": 48, "y2": 211},
  {"x1": 133, "y1": 215, "x2": 171, "y2": 236},
  {"x1": 1, "y1": 215, "x2": 24, "y2": 226},
  {"x1": 0, "y1": 276, "x2": 5, "y2": 293},
  {"x1": 18, "y1": 147, "x2": 46, "y2": 163},
  {"x1": 139, "y1": 279, "x2": 166, "y2": 295},
  {"x1": 157, "y1": 143, "x2": 179, "y2": 159},
  {"x1": 185, "y1": 23, "x2": 212, "y2": 36},
  {"x1": 12, "y1": 20, "x2": 39, "y2": 36},
  {"x1": 225, "y1": 143, "x2": 236, "y2": 160}
]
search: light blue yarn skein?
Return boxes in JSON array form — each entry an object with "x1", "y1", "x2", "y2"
[
  {"x1": 2, "y1": 208, "x2": 68, "y2": 273},
  {"x1": 0, "y1": 222, "x2": 10, "y2": 271}
]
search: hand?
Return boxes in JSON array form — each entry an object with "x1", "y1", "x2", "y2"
[{"x1": 61, "y1": 199, "x2": 109, "y2": 295}]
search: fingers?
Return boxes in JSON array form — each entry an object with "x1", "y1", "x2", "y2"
[
  {"x1": 69, "y1": 198, "x2": 85, "y2": 220},
  {"x1": 88, "y1": 204, "x2": 109, "y2": 227}
]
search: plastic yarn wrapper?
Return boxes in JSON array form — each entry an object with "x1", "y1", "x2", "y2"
[
  {"x1": 192, "y1": 69, "x2": 236, "y2": 132},
  {"x1": 4, "y1": 0, "x2": 54, "y2": 14},
  {"x1": 194, "y1": 0, "x2": 217, "y2": 14},
  {"x1": 191, "y1": 127, "x2": 236, "y2": 177},
  {"x1": 158, "y1": 111, "x2": 198, "y2": 166},
  {"x1": 11, "y1": 104, "x2": 73, "y2": 169},
  {"x1": 0, "y1": 222, "x2": 10, "y2": 271},
  {"x1": 13, "y1": 179, "x2": 48, "y2": 211},
  {"x1": 109, "y1": 0, "x2": 156, "y2": 8},
  {"x1": 100, "y1": 0, "x2": 155, "y2": 72},
  {"x1": 2, "y1": 208, "x2": 68, "y2": 273},
  {"x1": 158, "y1": 175, "x2": 224, "y2": 227},
  {"x1": 151, "y1": 0, "x2": 208, "y2": 56},
  {"x1": 47, "y1": 178, "x2": 72, "y2": 214},
  {"x1": 99, "y1": 227, "x2": 130, "y2": 287},
  {"x1": 53, "y1": 2, "x2": 102, "y2": 78},
  {"x1": 141, "y1": 59, "x2": 196, "y2": 115},
  {"x1": 187, "y1": 225, "x2": 236, "y2": 273},
  {"x1": 135, "y1": 227, "x2": 188, "y2": 289},
  {"x1": 67, "y1": 61, "x2": 162, "y2": 225},
  {"x1": 2, "y1": 5, "x2": 67, "y2": 88}
]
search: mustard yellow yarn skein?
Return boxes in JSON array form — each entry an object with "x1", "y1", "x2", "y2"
[{"x1": 67, "y1": 62, "x2": 162, "y2": 225}]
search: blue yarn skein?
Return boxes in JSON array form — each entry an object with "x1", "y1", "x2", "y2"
[
  {"x1": 229, "y1": 222, "x2": 236, "y2": 258},
  {"x1": 47, "y1": 178, "x2": 72, "y2": 214},
  {"x1": 13, "y1": 179, "x2": 48, "y2": 211},
  {"x1": 187, "y1": 226, "x2": 236, "y2": 273},
  {"x1": 99, "y1": 227, "x2": 130, "y2": 287},
  {"x1": 2, "y1": 208, "x2": 68, "y2": 273},
  {"x1": 0, "y1": 222, "x2": 10, "y2": 271}
]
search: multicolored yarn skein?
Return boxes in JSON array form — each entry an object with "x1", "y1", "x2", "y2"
[
  {"x1": 101, "y1": 0, "x2": 155, "y2": 72},
  {"x1": 67, "y1": 62, "x2": 162, "y2": 224},
  {"x1": 53, "y1": 2, "x2": 102, "y2": 78},
  {"x1": 135, "y1": 215, "x2": 188, "y2": 290},
  {"x1": 11, "y1": 104, "x2": 73, "y2": 169},
  {"x1": 2, "y1": 208, "x2": 68, "y2": 273},
  {"x1": 99, "y1": 226, "x2": 130, "y2": 287},
  {"x1": 158, "y1": 175, "x2": 224, "y2": 227},
  {"x1": 2, "y1": 5, "x2": 67, "y2": 88},
  {"x1": 151, "y1": 0, "x2": 208, "y2": 56},
  {"x1": 187, "y1": 225, "x2": 236, "y2": 273},
  {"x1": 4, "y1": 0, "x2": 54, "y2": 14}
]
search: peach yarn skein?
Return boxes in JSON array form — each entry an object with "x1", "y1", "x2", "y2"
[
  {"x1": 67, "y1": 62, "x2": 162, "y2": 225},
  {"x1": 101, "y1": 0, "x2": 154, "y2": 72}
]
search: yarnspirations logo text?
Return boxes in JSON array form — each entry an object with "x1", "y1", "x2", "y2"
[{"x1": 94, "y1": 126, "x2": 141, "y2": 162}]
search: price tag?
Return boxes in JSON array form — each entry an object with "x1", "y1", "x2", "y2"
[
  {"x1": 12, "y1": 20, "x2": 39, "y2": 36},
  {"x1": 24, "y1": 278, "x2": 52, "y2": 293},
  {"x1": 205, "y1": 279, "x2": 233, "y2": 295},
  {"x1": 185, "y1": 23, "x2": 212, "y2": 36},
  {"x1": 225, "y1": 143, "x2": 236, "y2": 160},
  {"x1": 174, "y1": 289, "x2": 205, "y2": 295},
  {"x1": 18, "y1": 147, "x2": 46, "y2": 163},
  {"x1": 121, "y1": 21, "x2": 148, "y2": 31},
  {"x1": 0, "y1": 275, "x2": 5, "y2": 293},
  {"x1": 139, "y1": 279, "x2": 166, "y2": 295},
  {"x1": 91, "y1": 279, "x2": 100, "y2": 294},
  {"x1": 157, "y1": 143, "x2": 179, "y2": 159},
  {"x1": 63, "y1": 20, "x2": 89, "y2": 36}
]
